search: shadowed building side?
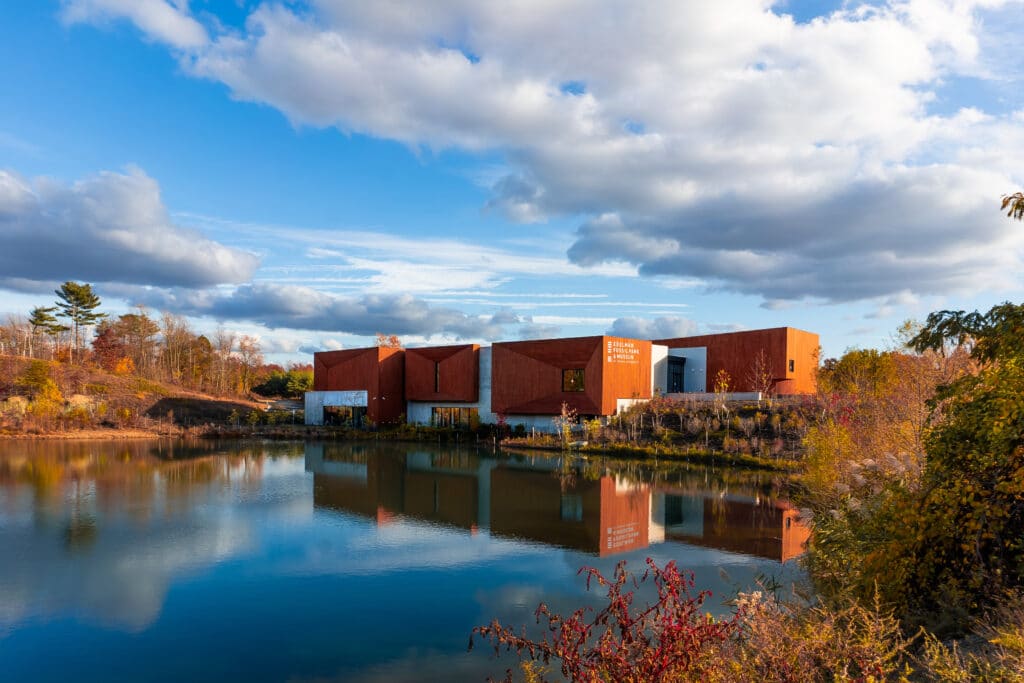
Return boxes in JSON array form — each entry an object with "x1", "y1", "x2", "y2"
[
  {"x1": 309, "y1": 346, "x2": 405, "y2": 425},
  {"x1": 405, "y1": 344, "x2": 479, "y2": 402}
]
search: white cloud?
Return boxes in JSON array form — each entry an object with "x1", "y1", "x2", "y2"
[
  {"x1": 66, "y1": 0, "x2": 1024, "y2": 304},
  {"x1": 609, "y1": 316, "x2": 700, "y2": 339},
  {"x1": 125, "y1": 282, "x2": 520, "y2": 340},
  {"x1": 61, "y1": 0, "x2": 208, "y2": 49},
  {"x1": 0, "y1": 167, "x2": 259, "y2": 290}
]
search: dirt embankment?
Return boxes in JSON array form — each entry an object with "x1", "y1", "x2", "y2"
[{"x1": 0, "y1": 355, "x2": 268, "y2": 439}]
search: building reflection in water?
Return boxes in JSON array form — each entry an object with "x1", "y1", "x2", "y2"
[{"x1": 306, "y1": 443, "x2": 809, "y2": 562}]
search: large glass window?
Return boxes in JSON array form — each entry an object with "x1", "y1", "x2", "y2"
[
  {"x1": 562, "y1": 368, "x2": 585, "y2": 392},
  {"x1": 323, "y1": 406, "x2": 366, "y2": 427},
  {"x1": 431, "y1": 407, "x2": 479, "y2": 428}
]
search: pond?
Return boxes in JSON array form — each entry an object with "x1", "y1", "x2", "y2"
[{"x1": 0, "y1": 439, "x2": 807, "y2": 682}]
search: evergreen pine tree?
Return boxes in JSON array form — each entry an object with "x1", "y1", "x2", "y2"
[
  {"x1": 55, "y1": 281, "x2": 105, "y2": 363},
  {"x1": 28, "y1": 305, "x2": 68, "y2": 358}
]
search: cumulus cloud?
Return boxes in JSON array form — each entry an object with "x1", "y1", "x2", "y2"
[
  {"x1": 518, "y1": 321, "x2": 563, "y2": 340},
  {"x1": 128, "y1": 282, "x2": 516, "y2": 340},
  {"x1": 609, "y1": 316, "x2": 700, "y2": 339},
  {"x1": 66, "y1": 0, "x2": 1024, "y2": 303},
  {"x1": 61, "y1": 0, "x2": 208, "y2": 49},
  {"x1": 572, "y1": 164, "x2": 1023, "y2": 302},
  {"x1": 0, "y1": 167, "x2": 259, "y2": 289}
]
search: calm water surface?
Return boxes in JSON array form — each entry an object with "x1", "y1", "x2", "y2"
[{"x1": 0, "y1": 439, "x2": 807, "y2": 682}]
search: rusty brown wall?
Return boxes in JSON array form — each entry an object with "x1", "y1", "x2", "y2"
[
  {"x1": 599, "y1": 337, "x2": 652, "y2": 413},
  {"x1": 491, "y1": 337, "x2": 603, "y2": 415},
  {"x1": 784, "y1": 328, "x2": 820, "y2": 394},
  {"x1": 655, "y1": 327, "x2": 819, "y2": 395},
  {"x1": 313, "y1": 347, "x2": 380, "y2": 392},
  {"x1": 375, "y1": 347, "x2": 406, "y2": 423},
  {"x1": 405, "y1": 344, "x2": 479, "y2": 402},
  {"x1": 312, "y1": 346, "x2": 406, "y2": 423},
  {"x1": 491, "y1": 336, "x2": 651, "y2": 416}
]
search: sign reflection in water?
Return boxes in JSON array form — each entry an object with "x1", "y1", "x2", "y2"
[{"x1": 0, "y1": 439, "x2": 808, "y2": 683}]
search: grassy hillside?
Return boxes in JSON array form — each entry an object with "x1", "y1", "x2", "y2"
[{"x1": 0, "y1": 355, "x2": 265, "y2": 437}]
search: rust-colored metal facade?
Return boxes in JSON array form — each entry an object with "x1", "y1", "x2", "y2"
[
  {"x1": 490, "y1": 336, "x2": 652, "y2": 416},
  {"x1": 312, "y1": 347, "x2": 405, "y2": 423},
  {"x1": 405, "y1": 344, "x2": 479, "y2": 402},
  {"x1": 655, "y1": 327, "x2": 819, "y2": 395}
]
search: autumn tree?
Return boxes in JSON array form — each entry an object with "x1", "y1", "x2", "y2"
[
  {"x1": 92, "y1": 311, "x2": 160, "y2": 374},
  {"x1": 746, "y1": 349, "x2": 774, "y2": 402},
  {"x1": 236, "y1": 335, "x2": 263, "y2": 394},
  {"x1": 1002, "y1": 191, "x2": 1024, "y2": 221},
  {"x1": 159, "y1": 313, "x2": 194, "y2": 382},
  {"x1": 55, "y1": 281, "x2": 105, "y2": 363},
  {"x1": 808, "y1": 303, "x2": 1024, "y2": 632},
  {"x1": 188, "y1": 334, "x2": 214, "y2": 388},
  {"x1": 213, "y1": 328, "x2": 237, "y2": 394},
  {"x1": 375, "y1": 332, "x2": 401, "y2": 348}
]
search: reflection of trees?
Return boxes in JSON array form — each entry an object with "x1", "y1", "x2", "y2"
[{"x1": 0, "y1": 440, "x2": 305, "y2": 532}]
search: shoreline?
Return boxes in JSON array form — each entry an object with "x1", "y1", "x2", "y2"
[
  {"x1": 0, "y1": 426, "x2": 803, "y2": 473},
  {"x1": 0, "y1": 428, "x2": 169, "y2": 440}
]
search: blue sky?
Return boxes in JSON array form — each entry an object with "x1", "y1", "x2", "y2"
[{"x1": 1, "y1": 1, "x2": 1023, "y2": 362}]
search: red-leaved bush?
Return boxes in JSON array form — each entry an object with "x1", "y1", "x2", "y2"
[{"x1": 470, "y1": 558, "x2": 738, "y2": 683}]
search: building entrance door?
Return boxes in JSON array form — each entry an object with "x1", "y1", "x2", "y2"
[{"x1": 668, "y1": 356, "x2": 686, "y2": 393}]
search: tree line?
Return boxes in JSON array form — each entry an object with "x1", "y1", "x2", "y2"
[{"x1": 0, "y1": 281, "x2": 309, "y2": 397}]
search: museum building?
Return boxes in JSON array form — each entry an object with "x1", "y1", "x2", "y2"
[{"x1": 304, "y1": 327, "x2": 819, "y2": 430}]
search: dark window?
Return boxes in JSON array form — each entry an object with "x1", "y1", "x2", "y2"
[
  {"x1": 668, "y1": 356, "x2": 686, "y2": 393},
  {"x1": 434, "y1": 361, "x2": 440, "y2": 393},
  {"x1": 431, "y1": 407, "x2": 479, "y2": 428},
  {"x1": 562, "y1": 368, "x2": 585, "y2": 392},
  {"x1": 788, "y1": 359, "x2": 795, "y2": 372},
  {"x1": 323, "y1": 406, "x2": 366, "y2": 427}
]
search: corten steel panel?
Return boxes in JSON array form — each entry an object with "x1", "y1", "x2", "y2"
[
  {"x1": 491, "y1": 336, "x2": 651, "y2": 416},
  {"x1": 405, "y1": 344, "x2": 480, "y2": 402},
  {"x1": 655, "y1": 327, "x2": 818, "y2": 395},
  {"x1": 376, "y1": 347, "x2": 406, "y2": 424},
  {"x1": 313, "y1": 347, "x2": 406, "y2": 424},
  {"x1": 313, "y1": 347, "x2": 380, "y2": 392},
  {"x1": 785, "y1": 328, "x2": 820, "y2": 394},
  {"x1": 600, "y1": 337, "x2": 652, "y2": 414}
]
